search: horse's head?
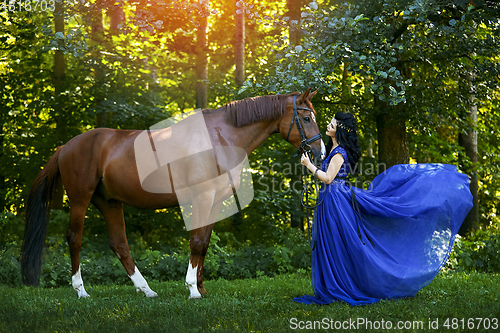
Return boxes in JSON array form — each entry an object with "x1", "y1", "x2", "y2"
[{"x1": 280, "y1": 88, "x2": 326, "y2": 165}]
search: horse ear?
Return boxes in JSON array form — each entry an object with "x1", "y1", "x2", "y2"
[
  {"x1": 297, "y1": 88, "x2": 311, "y2": 104},
  {"x1": 307, "y1": 89, "x2": 318, "y2": 101}
]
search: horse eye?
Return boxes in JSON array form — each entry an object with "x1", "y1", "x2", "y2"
[{"x1": 303, "y1": 117, "x2": 311, "y2": 123}]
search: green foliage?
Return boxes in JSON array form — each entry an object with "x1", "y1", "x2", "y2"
[
  {"x1": 447, "y1": 224, "x2": 500, "y2": 273},
  {"x1": 0, "y1": 242, "x2": 21, "y2": 287},
  {"x1": 241, "y1": 1, "x2": 413, "y2": 104},
  {"x1": 4, "y1": 211, "x2": 500, "y2": 287},
  {"x1": 0, "y1": 212, "x2": 311, "y2": 286},
  {"x1": 266, "y1": 244, "x2": 292, "y2": 274},
  {"x1": 0, "y1": 213, "x2": 24, "y2": 286},
  {"x1": 0, "y1": 212, "x2": 24, "y2": 245},
  {"x1": 243, "y1": 0, "x2": 500, "y2": 229}
]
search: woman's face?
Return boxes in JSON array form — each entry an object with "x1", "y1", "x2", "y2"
[{"x1": 326, "y1": 117, "x2": 337, "y2": 137}]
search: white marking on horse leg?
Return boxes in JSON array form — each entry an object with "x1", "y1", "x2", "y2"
[
  {"x1": 129, "y1": 266, "x2": 158, "y2": 297},
  {"x1": 185, "y1": 260, "x2": 202, "y2": 299},
  {"x1": 320, "y1": 140, "x2": 326, "y2": 160},
  {"x1": 72, "y1": 265, "x2": 90, "y2": 298}
]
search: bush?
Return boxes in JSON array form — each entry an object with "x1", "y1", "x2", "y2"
[
  {"x1": 447, "y1": 225, "x2": 500, "y2": 272},
  {"x1": 0, "y1": 212, "x2": 24, "y2": 246},
  {"x1": 3, "y1": 206, "x2": 499, "y2": 289},
  {"x1": 0, "y1": 223, "x2": 312, "y2": 287},
  {"x1": 0, "y1": 242, "x2": 21, "y2": 286}
]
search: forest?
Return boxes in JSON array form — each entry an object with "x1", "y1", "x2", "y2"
[{"x1": 1, "y1": 0, "x2": 500, "y2": 286}]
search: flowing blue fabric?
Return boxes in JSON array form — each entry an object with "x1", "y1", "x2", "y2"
[{"x1": 294, "y1": 146, "x2": 473, "y2": 306}]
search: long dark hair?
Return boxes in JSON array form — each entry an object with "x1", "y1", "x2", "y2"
[{"x1": 325, "y1": 112, "x2": 361, "y2": 174}]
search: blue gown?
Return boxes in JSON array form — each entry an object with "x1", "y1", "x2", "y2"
[{"x1": 294, "y1": 146, "x2": 473, "y2": 306}]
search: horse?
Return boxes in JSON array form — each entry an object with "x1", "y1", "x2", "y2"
[{"x1": 20, "y1": 89, "x2": 325, "y2": 299}]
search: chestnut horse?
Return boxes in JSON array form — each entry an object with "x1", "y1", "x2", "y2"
[{"x1": 21, "y1": 89, "x2": 325, "y2": 299}]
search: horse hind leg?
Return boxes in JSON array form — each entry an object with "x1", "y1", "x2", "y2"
[
  {"x1": 67, "y1": 202, "x2": 91, "y2": 298},
  {"x1": 91, "y1": 195, "x2": 158, "y2": 297}
]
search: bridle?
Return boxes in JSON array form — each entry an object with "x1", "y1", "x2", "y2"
[
  {"x1": 285, "y1": 94, "x2": 323, "y2": 251},
  {"x1": 286, "y1": 95, "x2": 322, "y2": 157}
]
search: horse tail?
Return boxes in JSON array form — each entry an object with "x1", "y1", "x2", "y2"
[{"x1": 21, "y1": 146, "x2": 63, "y2": 286}]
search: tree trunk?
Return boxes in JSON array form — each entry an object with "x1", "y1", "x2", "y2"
[
  {"x1": 231, "y1": 1, "x2": 245, "y2": 227},
  {"x1": 235, "y1": 0, "x2": 245, "y2": 87},
  {"x1": 341, "y1": 62, "x2": 351, "y2": 112},
  {"x1": 92, "y1": 9, "x2": 107, "y2": 127},
  {"x1": 375, "y1": 62, "x2": 410, "y2": 169},
  {"x1": 51, "y1": 0, "x2": 66, "y2": 210},
  {"x1": 458, "y1": 67, "x2": 479, "y2": 235},
  {"x1": 109, "y1": 5, "x2": 124, "y2": 36},
  {"x1": 287, "y1": 0, "x2": 305, "y2": 229},
  {"x1": 53, "y1": 0, "x2": 66, "y2": 144},
  {"x1": 0, "y1": 108, "x2": 5, "y2": 211},
  {"x1": 363, "y1": 76, "x2": 375, "y2": 158},
  {"x1": 290, "y1": 162, "x2": 304, "y2": 230},
  {"x1": 376, "y1": 113, "x2": 409, "y2": 168},
  {"x1": 287, "y1": 0, "x2": 304, "y2": 46},
  {"x1": 375, "y1": 111, "x2": 409, "y2": 168},
  {"x1": 195, "y1": 1, "x2": 209, "y2": 109},
  {"x1": 106, "y1": 4, "x2": 125, "y2": 124}
]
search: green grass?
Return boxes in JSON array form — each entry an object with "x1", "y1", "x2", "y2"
[{"x1": 1, "y1": 271, "x2": 499, "y2": 332}]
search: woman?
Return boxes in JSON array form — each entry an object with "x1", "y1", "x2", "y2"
[{"x1": 295, "y1": 112, "x2": 473, "y2": 306}]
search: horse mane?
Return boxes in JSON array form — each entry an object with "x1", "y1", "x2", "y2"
[{"x1": 203, "y1": 94, "x2": 290, "y2": 128}]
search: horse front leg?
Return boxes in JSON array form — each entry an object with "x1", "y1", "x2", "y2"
[
  {"x1": 185, "y1": 195, "x2": 224, "y2": 299},
  {"x1": 194, "y1": 224, "x2": 215, "y2": 295},
  {"x1": 186, "y1": 226, "x2": 211, "y2": 299},
  {"x1": 197, "y1": 198, "x2": 225, "y2": 295}
]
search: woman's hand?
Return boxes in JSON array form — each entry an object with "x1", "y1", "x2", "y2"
[{"x1": 301, "y1": 153, "x2": 312, "y2": 168}]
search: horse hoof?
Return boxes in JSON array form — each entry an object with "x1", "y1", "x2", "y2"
[
  {"x1": 136, "y1": 287, "x2": 158, "y2": 298},
  {"x1": 189, "y1": 295, "x2": 202, "y2": 301}
]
